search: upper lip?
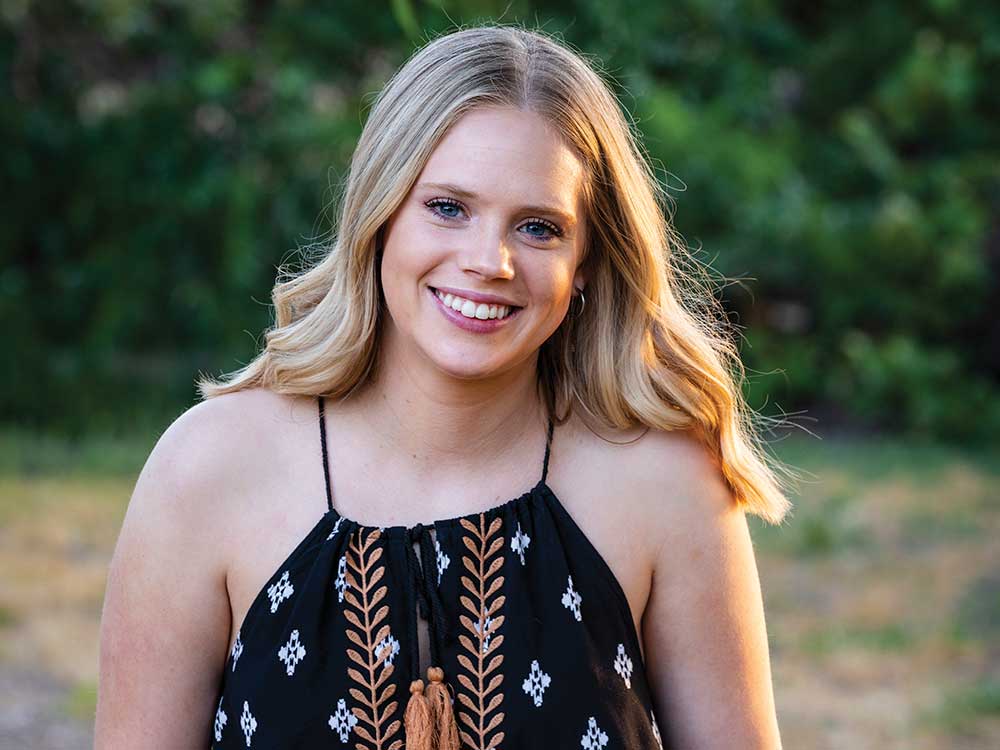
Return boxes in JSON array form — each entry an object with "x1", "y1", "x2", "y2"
[{"x1": 431, "y1": 285, "x2": 522, "y2": 307}]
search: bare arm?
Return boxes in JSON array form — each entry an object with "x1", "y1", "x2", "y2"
[
  {"x1": 640, "y1": 435, "x2": 783, "y2": 749},
  {"x1": 95, "y1": 405, "x2": 233, "y2": 748}
]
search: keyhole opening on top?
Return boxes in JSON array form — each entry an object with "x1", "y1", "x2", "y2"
[{"x1": 411, "y1": 531, "x2": 434, "y2": 674}]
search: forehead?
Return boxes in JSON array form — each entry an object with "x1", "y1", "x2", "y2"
[{"x1": 417, "y1": 106, "x2": 586, "y2": 214}]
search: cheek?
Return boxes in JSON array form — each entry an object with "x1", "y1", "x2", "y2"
[
  {"x1": 380, "y1": 219, "x2": 434, "y2": 287},
  {"x1": 533, "y1": 264, "x2": 577, "y2": 306},
  {"x1": 378, "y1": 241, "x2": 414, "y2": 319}
]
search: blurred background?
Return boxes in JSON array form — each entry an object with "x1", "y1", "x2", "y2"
[{"x1": 1, "y1": 1, "x2": 998, "y2": 748}]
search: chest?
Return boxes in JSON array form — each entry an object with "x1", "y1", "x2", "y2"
[{"x1": 222, "y1": 430, "x2": 655, "y2": 666}]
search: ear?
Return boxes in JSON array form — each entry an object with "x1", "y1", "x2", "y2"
[
  {"x1": 572, "y1": 231, "x2": 590, "y2": 292},
  {"x1": 375, "y1": 225, "x2": 386, "y2": 260}
]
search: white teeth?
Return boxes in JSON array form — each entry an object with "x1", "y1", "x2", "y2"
[{"x1": 434, "y1": 289, "x2": 512, "y2": 320}]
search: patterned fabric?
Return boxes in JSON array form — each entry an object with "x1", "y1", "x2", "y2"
[{"x1": 209, "y1": 397, "x2": 666, "y2": 748}]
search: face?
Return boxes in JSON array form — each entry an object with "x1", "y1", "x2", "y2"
[{"x1": 379, "y1": 105, "x2": 588, "y2": 381}]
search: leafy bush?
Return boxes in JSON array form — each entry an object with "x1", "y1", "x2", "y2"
[{"x1": 3, "y1": 1, "x2": 998, "y2": 440}]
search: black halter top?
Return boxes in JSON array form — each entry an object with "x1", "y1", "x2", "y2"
[{"x1": 209, "y1": 396, "x2": 666, "y2": 748}]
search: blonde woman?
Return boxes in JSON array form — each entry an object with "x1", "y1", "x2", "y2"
[{"x1": 97, "y1": 24, "x2": 790, "y2": 750}]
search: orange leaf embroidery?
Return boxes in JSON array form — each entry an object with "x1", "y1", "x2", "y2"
[
  {"x1": 456, "y1": 514, "x2": 506, "y2": 750},
  {"x1": 344, "y1": 528, "x2": 403, "y2": 750}
]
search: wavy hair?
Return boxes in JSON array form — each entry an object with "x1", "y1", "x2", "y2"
[{"x1": 197, "y1": 23, "x2": 795, "y2": 525}]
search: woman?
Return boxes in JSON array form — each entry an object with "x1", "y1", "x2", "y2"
[{"x1": 96, "y1": 24, "x2": 791, "y2": 749}]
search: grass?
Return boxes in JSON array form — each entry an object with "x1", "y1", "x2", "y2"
[
  {"x1": 924, "y1": 678, "x2": 1000, "y2": 734},
  {"x1": 750, "y1": 488, "x2": 875, "y2": 558},
  {"x1": 62, "y1": 680, "x2": 99, "y2": 723},
  {"x1": 799, "y1": 622, "x2": 917, "y2": 655},
  {"x1": 748, "y1": 430, "x2": 999, "y2": 748},
  {"x1": 0, "y1": 603, "x2": 18, "y2": 628},
  {"x1": 899, "y1": 506, "x2": 983, "y2": 548},
  {"x1": 950, "y1": 571, "x2": 1000, "y2": 643}
]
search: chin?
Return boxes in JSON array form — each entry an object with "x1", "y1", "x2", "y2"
[{"x1": 426, "y1": 346, "x2": 517, "y2": 381}]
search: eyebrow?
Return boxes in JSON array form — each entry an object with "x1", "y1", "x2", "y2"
[{"x1": 416, "y1": 181, "x2": 578, "y2": 228}]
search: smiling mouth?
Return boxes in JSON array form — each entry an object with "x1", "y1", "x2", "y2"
[{"x1": 428, "y1": 287, "x2": 523, "y2": 321}]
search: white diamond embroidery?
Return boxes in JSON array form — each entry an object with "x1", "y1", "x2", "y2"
[
  {"x1": 326, "y1": 516, "x2": 344, "y2": 540},
  {"x1": 474, "y1": 615, "x2": 496, "y2": 653},
  {"x1": 214, "y1": 696, "x2": 227, "y2": 741},
  {"x1": 240, "y1": 700, "x2": 257, "y2": 746},
  {"x1": 334, "y1": 554, "x2": 349, "y2": 602},
  {"x1": 562, "y1": 575, "x2": 582, "y2": 621},
  {"x1": 328, "y1": 697, "x2": 358, "y2": 742},
  {"x1": 651, "y1": 709, "x2": 663, "y2": 748},
  {"x1": 278, "y1": 629, "x2": 307, "y2": 676},
  {"x1": 231, "y1": 629, "x2": 244, "y2": 672},
  {"x1": 266, "y1": 570, "x2": 294, "y2": 613},
  {"x1": 511, "y1": 522, "x2": 530, "y2": 565},
  {"x1": 581, "y1": 716, "x2": 609, "y2": 749},
  {"x1": 375, "y1": 632, "x2": 400, "y2": 669},
  {"x1": 613, "y1": 642, "x2": 633, "y2": 688},
  {"x1": 434, "y1": 537, "x2": 450, "y2": 584},
  {"x1": 521, "y1": 659, "x2": 551, "y2": 707}
]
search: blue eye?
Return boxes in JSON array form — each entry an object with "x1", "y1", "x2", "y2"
[
  {"x1": 521, "y1": 220, "x2": 561, "y2": 240},
  {"x1": 424, "y1": 198, "x2": 563, "y2": 242},
  {"x1": 426, "y1": 198, "x2": 464, "y2": 220}
]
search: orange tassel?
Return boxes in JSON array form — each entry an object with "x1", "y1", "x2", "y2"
[
  {"x1": 403, "y1": 678, "x2": 434, "y2": 750},
  {"x1": 425, "y1": 666, "x2": 460, "y2": 750}
]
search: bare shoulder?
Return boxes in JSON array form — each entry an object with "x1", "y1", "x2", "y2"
[
  {"x1": 106, "y1": 386, "x2": 306, "y2": 614},
  {"x1": 563, "y1": 414, "x2": 735, "y2": 557},
  {"x1": 150, "y1": 387, "x2": 316, "y2": 512},
  {"x1": 127, "y1": 389, "x2": 268, "y2": 535},
  {"x1": 627, "y1": 425, "x2": 738, "y2": 540},
  {"x1": 164, "y1": 386, "x2": 302, "y2": 466},
  {"x1": 95, "y1": 387, "x2": 309, "y2": 745}
]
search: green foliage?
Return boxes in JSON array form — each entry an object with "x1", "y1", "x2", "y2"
[
  {"x1": 3, "y1": 1, "x2": 998, "y2": 439},
  {"x1": 0, "y1": 427, "x2": 157, "y2": 477},
  {"x1": 832, "y1": 332, "x2": 1000, "y2": 440}
]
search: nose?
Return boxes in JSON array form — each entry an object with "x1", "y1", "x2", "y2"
[{"x1": 458, "y1": 221, "x2": 515, "y2": 280}]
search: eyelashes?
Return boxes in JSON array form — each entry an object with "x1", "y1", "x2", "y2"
[{"x1": 424, "y1": 197, "x2": 563, "y2": 241}]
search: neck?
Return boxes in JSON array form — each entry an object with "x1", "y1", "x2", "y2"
[{"x1": 342, "y1": 341, "x2": 548, "y2": 482}]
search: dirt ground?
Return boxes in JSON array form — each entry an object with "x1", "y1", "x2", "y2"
[{"x1": 0, "y1": 435, "x2": 996, "y2": 748}]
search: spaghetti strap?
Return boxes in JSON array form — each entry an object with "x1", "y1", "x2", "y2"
[
  {"x1": 318, "y1": 395, "x2": 334, "y2": 512},
  {"x1": 540, "y1": 413, "x2": 554, "y2": 483}
]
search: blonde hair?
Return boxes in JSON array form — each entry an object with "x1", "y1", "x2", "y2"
[{"x1": 197, "y1": 23, "x2": 795, "y2": 525}]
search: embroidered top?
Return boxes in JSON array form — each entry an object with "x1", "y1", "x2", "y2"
[{"x1": 209, "y1": 396, "x2": 666, "y2": 749}]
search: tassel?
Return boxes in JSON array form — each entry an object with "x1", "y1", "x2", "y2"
[
  {"x1": 425, "y1": 666, "x2": 460, "y2": 750},
  {"x1": 403, "y1": 678, "x2": 434, "y2": 750}
]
